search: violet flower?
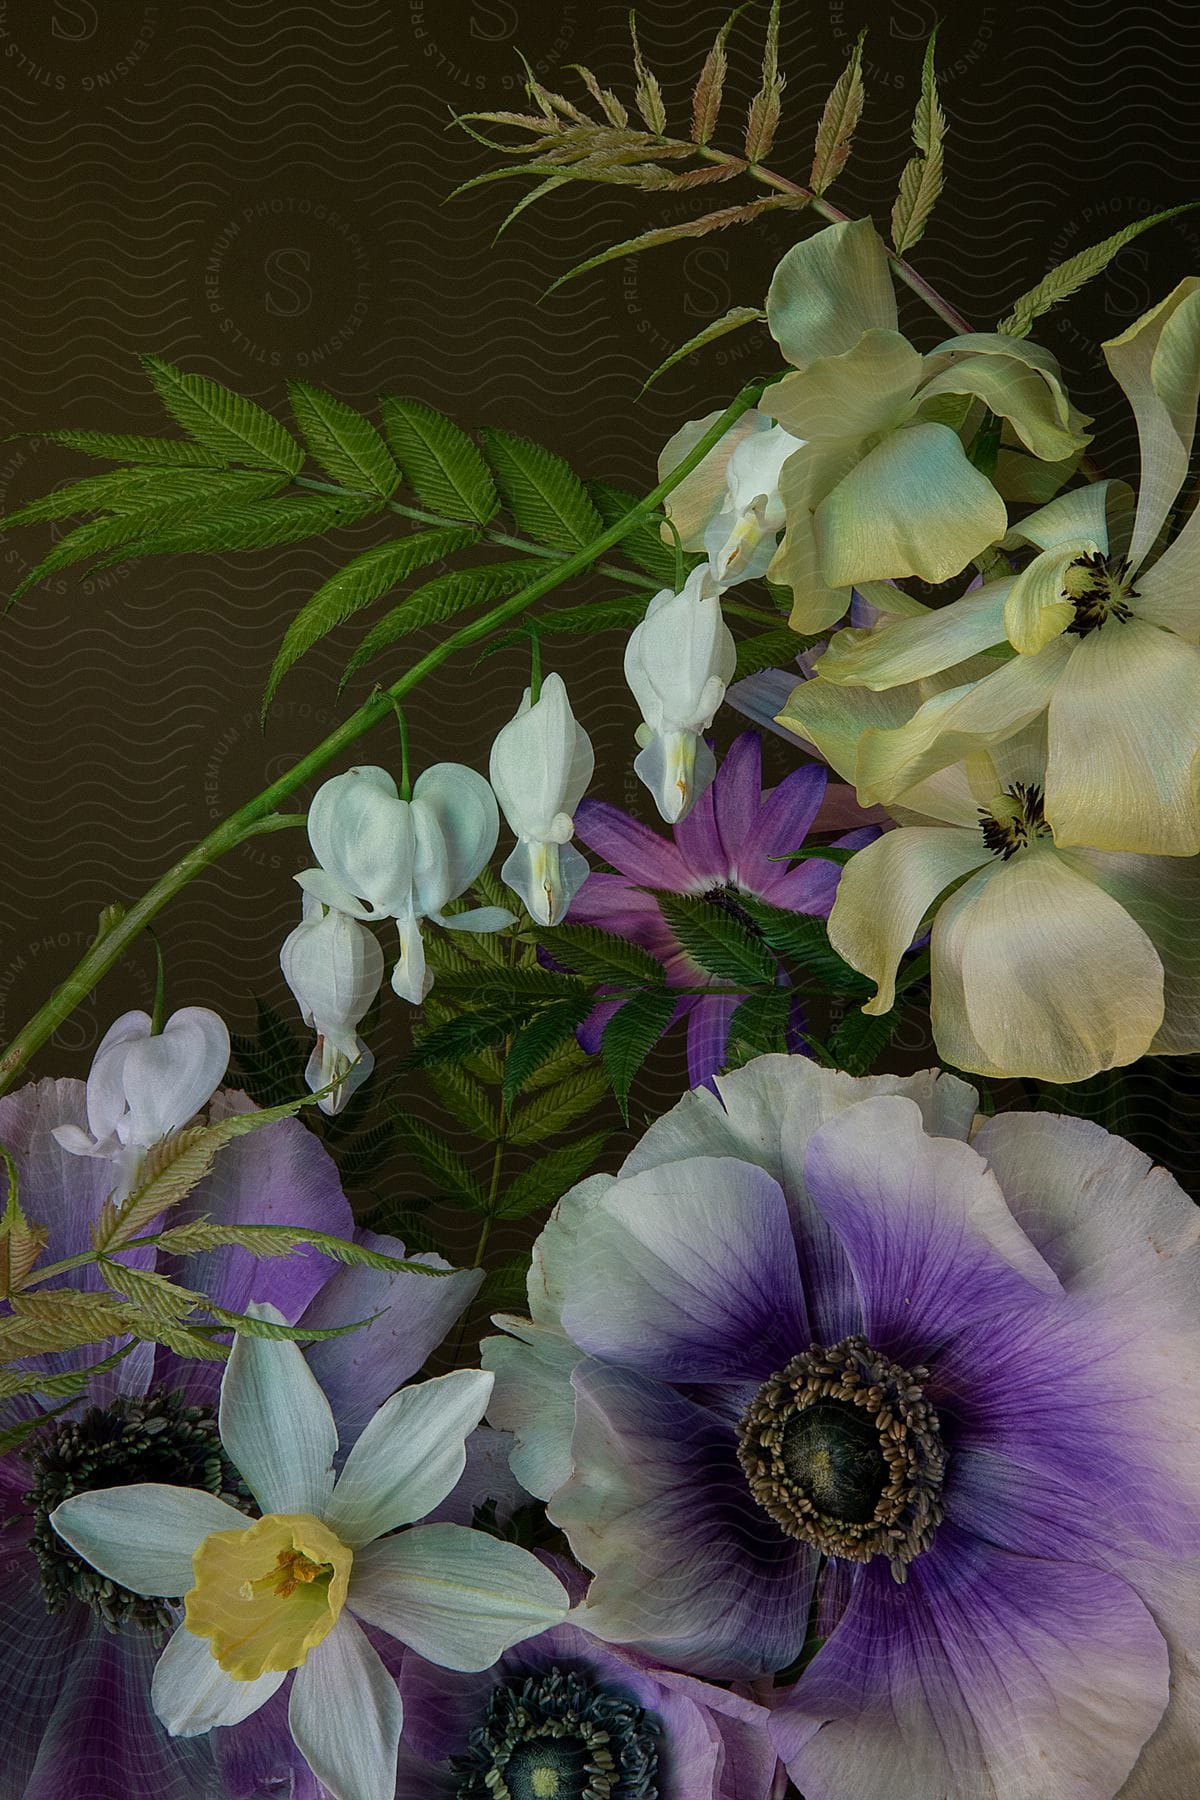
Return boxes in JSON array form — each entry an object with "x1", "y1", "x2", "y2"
[
  {"x1": 0, "y1": 1076, "x2": 481, "y2": 1799},
  {"x1": 566, "y1": 731, "x2": 876, "y2": 1089},
  {"x1": 483, "y1": 1056, "x2": 1200, "y2": 1800}
]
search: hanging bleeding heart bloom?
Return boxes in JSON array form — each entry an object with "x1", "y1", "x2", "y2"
[
  {"x1": 280, "y1": 896, "x2": 385, "y2": 1114},
  {"x1": 658, "y1": 411, "x2": 806, "y2": 587},
  {"x1": 625, "y1": 564, "x2": 737, "y2": 825},
  {"x1": 489, "y1": 671, "x2": 595, "y2": 927},
  {"x1": 50, "y1": 1311, "x2": 569, "y2": 1800},
  {"x1": 296, "y1": 763, "x2": 514, "y2": 1005},
  {"x1": 51, "y1": 1006, "x2": 230, "y2": 1200}
]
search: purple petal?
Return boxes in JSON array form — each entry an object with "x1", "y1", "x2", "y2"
[
  {"x1": 735, "y1": 759, "x2": 825, "y2": 889},
  {"x1": 213, "y1": 1679, "x2": 326, "y2": 1800},
  {"x1": 557, "y1": 1156, "x2": 809, "y2": 1385},
  {"x1": 758, "y1": 826, "x2": 879, "y2": 913},
  {"x1": 555, "y1": 1362, "x2": 813, "y2": 1680},
  {"x1": 801, "y1": 1095, "x2": 1059, "y2": 1368},
  {"x1": 300, "y1": 1229, "x2": 482, "y2": 1452},
  {"x1": 576, "y1": 995, "x2": 625, "y2": 1054},
  {"x1": 771, "y1": 1526, "x2": 1170, "y2": 1800},
  {"x1": 0, "y1": 1533, "x2": 90, "y2": 1798},
  {"x1": 424, "y1": 1424, "x2": 531, "y2": 1529},
  {"x1": 725, "y1": 668, "x2": 807, "y2": 744},
  {"x1": 687, "y1": 993, "x2": 742, "y2": 1091},
  {"x1": 673, "y1": 766, "x2": 729, "y2": 885},
  {"x1": 567, "y1": 875, "x2": 682, "y2": 963},
  {"x1": 573, "y1": 799, "x2": 690, "y2": 888},
  {"x1": 21, "y1": 1616, "x2": 224, "y2": 1800},
  {"x1": 676, "y1": 733, "x2": 764, "y2": 886}
]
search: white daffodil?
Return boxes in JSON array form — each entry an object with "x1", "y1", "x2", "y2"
[
  {"x1": 806, "y1": 277, "x2": 1200, "y2": 856},
  {"x1": 658, "y1": 411, "x2": 806, "y2": 587},
  {"x1": 296, "y1": 763, "x2": 515, "y2": 1005},
  {"x1": 280, "y1": 897, "x2": 385, "y2": 1115},
  {"x1": 50, "y1": 1308, "x2": 570, "y2": 1800},
  {"x1": 52, "y1": 1005, "x2": 230, "y2": 1198},
  {"x1": 489, "y1": 671, "x2": 595, "y2": 927},
  {"x1": 624, "y1": 563, "x2": 737, "y2": 824}
]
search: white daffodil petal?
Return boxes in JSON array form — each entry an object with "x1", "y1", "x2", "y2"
[
  {"x1": 411, "y1": 763, "x2": 500, "y2": 910},
  {"x1": 765, "y1": 216, "x2": 899, "y2": 368},
  {"x1": 85, "y1": 1010, "x2": 151, "y2": 1140},
  {"x1": 658, "y1": 408, "x2": 753, "y2": 548},
  {"x1": 281, "y1": 907, "x2": 385, "y2": 1040},
  {"x1": 489, "y1": 675, "x2": 593, "y2": 840},
  {"x1": 854, "y1": 646, "x2": 1070, "y2": 805},
  {"x1": 817, "y1": 580, "x2": 1012, "y2": 690},
  {"x1": 440, "y1": 905, "x2": 518, "y2": 932},
  {"x1": 49, "y1": 1483, "x2": 251, "y2": 1598},
  {"x1": 289, "y1": 1615, "x2": 403, "y2": 1800},
  {"x1": 827, "y1": 827, "x2": 988, "y2": 1014},
  {"x1": 348, "y1": 1524, "x2": 569, "y2": 1671},
  {"x1": 1045, "y1": 621, "x2": 1200, "y2": 856},
  {"x1": 219, "y1": 1303, "x2": 337, "y2": 1517},
  {"x1": 1103, "y1": 279, "x2": 1200, "y2": 569},
  {"x1": 815, "y1": 423, "x2": 1007, "y2": 590},
  {"x1": 633, "y1": 727, "x2": 717, "y2": 825},
  {"x1": 294, "y1": 867, "x2": 379, "y2": 921},
  {"x1": 944, "y1": 845, "x2": 1165, "y2": 1082},
  {"x1": 152, "y1": 1621, "x2": 286, "y2": 1736},
  {"x1": 325, "y1": 1369, "x2": 494, "y2": 1548}
]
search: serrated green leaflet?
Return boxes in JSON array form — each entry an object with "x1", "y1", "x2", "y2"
[
  {"x1": 389, "y1": 1114, "x2": 487, "y2": 1210},
  {"x1": 380, "y1": 396, "x2": 498, "y2": 524},
  {"x1": 479, "y1": 426, "x2": 603, "y2": 549},
  {"x1": 0, "y1": 467, "x2": 284, "y2": 533},
  {"x1": 30, "y1": 430, "x2": 234, "y2": 466},
  {"x1": 151, "y1": 1220, "x2": 458, "y2": 1274},
  {"x1": 507, "y1": 1067, "x2": 610, "y2": 1142},
  {"x1": 640, "y1": 307, "x2": 767, "y2": 393},
  {"x1": 810, "y1": 28, "x2": 866, "y2": 195},
  {"x1": 141, "y1": 355, "x2": 303, "y2": 473},
  {"x1": 343, "y1": 558, "x2": 548, "y2": 684},
  {"x1": 544, "y1": 196, "x2": 808, "y2": 297},
  {"x1": 502, "y1": 993, "x2": 593, "y2": 1106},
  {"x1": 9, "y1": 503, "x2": 227, "y2": 603},
  {"x1": 723, "y1": 989, "x2": 794, "y2": 1068},
  {"x1": 890, "y1": 31, "x2": 945, "y2": 256},
  {"x1": 829, "y1": 997, "x2": 904, "y2": 1075},
  {"x1": 587, "y1": 481, "x2": 685, "y2": 582},
  {"x1": 288, "y1": 381, "x2": 399, "y2": 496},
  {"x1": 654, "y1": 892, "x2": 777, "y2": 985},
  {"x1": 738, "y1": 899, "x2": 872, "y2": 995},
  {"x1": 995, "y1": 203, "x2": 1200, "y2": 339},
  {"x1": 262, "y1": 527, "x2": 475, "y2": 714},
  {"x1": 477, "y1": 1256, "x2": 530, "y2": 1309},
  {"x1": 497, "y1": 1129, "x2": 612, "y2": 1218},
  {"x1": 114, "y1": 492, "x2": 382, "y2": 561},
  {"x1": 544, "y1": 921, "x2": 667, "y2": 986},
  {"x1": 600, "y1": 988, "x2": 678, "y2": 1123}
]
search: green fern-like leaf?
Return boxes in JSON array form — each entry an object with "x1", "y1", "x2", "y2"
[
  {"x1": 506, "y1": 1067, "x2": 611, "y2": 1143},
  {"x1": 640, "y1": 306, "x2": 767, "y2": 392},
  {"x1": 380, "y1": 397, "x2": 499, "y2": 525},
  {"x1": 113, "y1": 492, "x2": 381, "y2": 561},
  {"x1": 480, "y1": 427, "x2": 603, "y2": 550},
  {"x1": 141, "y1": 356, "x2": 303, "y2": 473},
  {"x1": 343, "y1": 558, "x2": 547, "y2": 684},
  {"x1": 600, "y1": 988, "x2": 678, "y2": 1122},
  {"x1": 288, "y1": 381, "x2": 399, "y2": 496},
  {"x1": 890, "y1": 32, "x2": 946, "y2": 256},
  {"x1": 810, "y1": 29, "x2": 866, "y2": 195},
  {"x1": 497, "y1": 1129, "x2": 613, "y2": 1218},
  {"x1": 996, "y1": 204, "x2": 1200, "y2": 339},
  {"x1": 29, "y1": 430, "x2": 233, "y2": 466}
]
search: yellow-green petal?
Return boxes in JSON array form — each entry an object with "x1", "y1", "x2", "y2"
[
  {"x1": 1071, "y1": 846, "x2": 1200, "y2": 1056},
  {"x1": 1004, "y1": 541, "x2": 1095, "y2": 654},
  {"x1": 1137, "y1": 500, "x2": 1200, "y2": 642},
  {"x1": 765, "y1": 470, "x2": 854, "y2": 633},
  {"x1": 185, "y1": 1512, "x2": 352, "y2": 1682},
  {"x1": 775, "y1": 674, "x2": 923, "y2": 785},
  {"x1": 1003, "y1": 477, "x2": 1121, "y2": 554},
  {"x1": 766, "y1": 217, "x2": 898, "y2": 371},
  {"x1": 826, "y1": 826, "x2": 989, "y2": 1014},
  {"x1": 1103, "y1": 278, "x2": 1200, "y2": 568},
  {"x1": 762, "y1": 329, "x2": 922, "y2": 442},
  {"x1": 934, "y1": 843, "x2": 1164, "y2": 1081},
  {"x1": 918, "y1": 353, "x2": 1087, "y2": 466},
  {"x1": 815, "y1": 422, "x2": 1007, "y2": 589},
  {"x1": 1045, "y1": 619, "x2": 1200, "y2": 855},
  {"x1": 818, "y1": 579, "x2": 1012, "y2": 690}
]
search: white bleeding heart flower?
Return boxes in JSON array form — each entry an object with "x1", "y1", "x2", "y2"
[
  {"x1": 296, "y1": 763, "x2": 515, "y2": 1006},
  {"x1": 624, "y1": 564, "x2": 737, "y2": 824},
  {"x1": 280, "y1": 897, "x2": 385, "y2": 1115},
  {"x1": 52, "y1": 1006, "x2": 230, "y2": 1198},
  {"x1": 659, "y1": 411, "x2": 805, "y2": 588},
  {"x1": 489, "y1": 672, "x2": 595, "y2": 927}
]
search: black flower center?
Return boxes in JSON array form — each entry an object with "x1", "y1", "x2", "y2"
[
  {"x1": 738, "y1": 1335, "x2": 946, "y2": 1582},
  {"x1": 452, "y1": 1664, "x2": 660, "y2": 1800},
  {"x1": 701, "y1": 884, "x2": 761, "y2": 937},
  {"x1": 978, "y1": 782, "x2": 1051, "y2": 860},
  {"x1": 21, "y1": 1386, "x2": 253, "y2": 1636},
  {"x1": 1062, "y1": 551, "x2": 1136, "y2": 637}
]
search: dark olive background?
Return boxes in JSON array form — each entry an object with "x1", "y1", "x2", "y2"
[{"x1": 2, "y1": 0, "x2": 1199, "y2": 1271}]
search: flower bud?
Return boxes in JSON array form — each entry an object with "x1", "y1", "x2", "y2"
[
  {"x1": 489, "y1": 672, "x2": 595, "y2": 926},
  {"x1": 280, "y1": 899, "x2": 385, "y2": 1114},
  {"x1": 624, "y1": 565, "x2": 737, "y2": 823}
]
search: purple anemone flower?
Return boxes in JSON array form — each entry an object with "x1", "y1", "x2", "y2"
[
  {"x1": 567, "y1": 732, "x2": 877, "y2": 1089},
  {"x1": 483, "y1": 1057, "x2": 1200, "y2": 1800},
  {"x1": 0, "y1": 1077, "x2": 482, "y2": 1800},
  {"x1": 391, "y1": 1561, "x2": 786, "y2": 1800}
]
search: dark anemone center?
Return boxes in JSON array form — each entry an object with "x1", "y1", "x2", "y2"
[
  {"x1": 978, "y1": 782, "x2": 1051, "y2": 860},
  {"x1": 701, "y1": 884, "x2": 761, "y2": 937},
  {"x1": 22, "y1": 1386, "x2": 253, "y2": 1636},
  {"x1": 1062, "y1": 551, "x2": 1136, "y2": 636},
  {"x1": 452, "y1": 1665, "x2": 660, "y2": 1800},
  {"x1": 781, "y1": 1398, "x2": 888, "y2": 1525}
]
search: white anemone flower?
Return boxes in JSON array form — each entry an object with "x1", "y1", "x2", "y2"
[
  {"x1": 296, "y1": 763, "x2": 515, "y2": 1005},
  {"x1": 489, "y1": 672, "x2": 595, "y2": 927},
  {"x1": 658, "y1": 410, "x2": 806, "y2": 587},
  {"x1": 280, "y1": 897, "x2": 385, "y2": 1115},
  {"x1": 624, "y1": 564, "x2": 737, "y2": 824},
  {"x1": 51, "y1": 1005, "x2": 230, "y2": 1198},
  {"x1": 50, "y1": 1308, "x2": 570, "y2": 1800}
]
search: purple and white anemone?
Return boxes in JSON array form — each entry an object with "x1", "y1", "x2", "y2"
[{"x1": 483, "y1": 1056, "x2": 1200, "y2": 1800}]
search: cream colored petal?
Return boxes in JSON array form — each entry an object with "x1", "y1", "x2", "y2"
[
  {"x1": 1045, "y1": 620, "x2": 1200, "y2": 855},
  {"x1": 766, "y1": 494, "x2": 853, "y2": 633},
  {"x1": 1069, "y1": 847, "x2": 1200, "y2": 1058},
  {"x1": 765, "y1": 216, "x2": 898, "y2": 369},
  {"x1": 657, "y1": 409, "x2": 760, "y2": 549},
  {"x1": 1003, "y1": 478, "x2": 1120, "y2": 553},
  {"x1": 1137, "y1": 500, "x2": 1200, "y2": 641},
  {"x1": 817, "y1": 579, "x2": 1012, "y2": 690},
  {"x1": 1003, "y1": 540, "x2": 1095, "y2": 654},
  {"x1": 761, "y1": 329, "x2": 923, "y2": 441},
  {"x1": 854, "y1": 645, "x2": 1069, "y2": 804},
  {"x1": 927, "y1": 864, "x2": 1013, "y2": 1079},
  {"x1": 826, "y1": 826, "x2": 988, "y2": 1014},
  {"x1": 1103, "y1": 278, "x2": 1200, "y2": 568},
  {"x1": 815, "y1": 423, "x2": 1007, "y2": 589},
  {"x1": 775, "y1": 674, "x2": 925, "y2": 785},
  {"x1": 918, "y1": 353, "x2": 1087, "y2": 464},
  {"x1": 941, "y1": 845, "x2": 1164, "y2": 1082}
]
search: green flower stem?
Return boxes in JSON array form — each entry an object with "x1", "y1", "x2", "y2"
[
  {"x1": 292, "y1": 474, "x2": 662, "y2": 592},
  {"x1": 0, "y1": 382, "x2": 768, "y2": 1094}
]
